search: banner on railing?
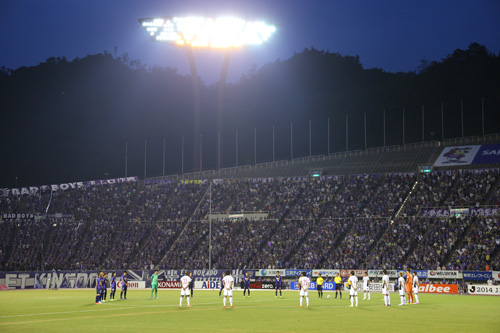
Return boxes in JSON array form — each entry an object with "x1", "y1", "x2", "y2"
[
  {"x1": 427, "y1": 270, "x2": 462, "y2": 279},
  {"x1": 463, "y1": 271, "x2": 492, "y2": 281},
  {"x1": 421, "y1": 207, "x2": 499, "y2": 218},
  {"x1": 419, "y1": 284, "x2": 458, "y2": 294}
]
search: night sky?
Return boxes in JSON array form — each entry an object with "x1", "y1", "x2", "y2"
[{"x1": 1, "y1": 0, "x2": 499, "y2": 83}]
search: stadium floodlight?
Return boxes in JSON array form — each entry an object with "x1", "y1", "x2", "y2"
[
  {"x1": 139, "y1": 16, "x2": 276, "y2": 171},
  {"x1": 138, "y1": 16, "x2": 276, "y2": 48}
]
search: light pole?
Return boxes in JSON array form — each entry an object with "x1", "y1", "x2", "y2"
[{"x1": 139, "y1": 16, "x2": 276, "y2": 172}]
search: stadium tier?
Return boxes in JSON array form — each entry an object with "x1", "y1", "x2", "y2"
[{"x1": 1, "y1": 145, "x2": 500, "y2": 273}]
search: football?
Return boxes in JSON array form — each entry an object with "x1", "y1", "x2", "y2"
[{"x1": 327, "y1": 295, "x2": 331, "y2": 299}]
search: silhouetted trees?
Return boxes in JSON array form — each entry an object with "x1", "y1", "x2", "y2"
[{"x1": 1, "y1": 43, "x2": 499, "y2": 186}]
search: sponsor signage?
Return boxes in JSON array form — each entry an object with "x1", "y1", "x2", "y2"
[
  {"x1": 468, "y1": 284, "x2": 500, "y2": 296},
  {"x1": 312, "y1": 269, "x2": 340, "y2": 277},
  {"x1": 493, "y1": 271, "x2": 500, "y2": 282},
  {"x1": 155, "y1": 269, "x2": 249, "y2": 284},
  {"x1": 117, "y1": 281, "x2": 145, "y2": 289},
  {"x1": 368, "y1": 270, "x2": 398, "y2": 278},
  {"x1": 285, "y1": 269, "x2": 312, "y2": 277},
  {"x1": 418, "y1": 284, "x2": 458, "y2": 294},
  {"x1": 290, "y1": 281, "x2": 346, "y2": 291},
  {"x1": 471, "y1": 144, "x2": 500, "y2": 164},
  {"x1": 421, "y1": 207, "x2": 499, "y2": 218},
  {"x1": 158, "y1": 281, "x2": 182, "y2": 289},
  {"x1": 195, "y1": 281, "x2": 223, "y2": 289},
  {"x1": 369, "y1": 282, "x2": 395, "y2": 292},
  {"x1": 427, "y1": 270, "x2": 462, "y2": 279},
  {"x1": 256, "y1": 269, "x2": 286, "y2": 277},
  {"x1": 340, "y1": 269, "x2": 367, "y2": 278},
  {"x1": 433, "y1": 146, "x2": 481, "y2": 166},
  {"x1": 463, "y1": 271, "x2": 492, "y2": 281}
]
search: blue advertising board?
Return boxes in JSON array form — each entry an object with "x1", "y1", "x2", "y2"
[
  {"x1": 463, "y1": 271, "x2": 492, "y2": 281},
  {"x1": 285, "y1": 269, "x2": 312, "y2": 277}
]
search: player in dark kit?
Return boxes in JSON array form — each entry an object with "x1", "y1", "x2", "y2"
[
  {"x1": 219, "y1": 272, "x2": 225, "y2": 297},
  {"x1": 120, "y1": 271, "x2": 128, "y2": 300},
  {"x1": 189, "y1": 271, "x2": 195, "y2": 298},
  {"x1": 275, "y1": 272, "x2": 282, "y2": 297},
  {"x1": 110, "y1": 272, "x2": 117, "y2": 301},
  {"x1": 243, "y1": 272, "x2": 251, "y2": 297},
  {"x1": 101, "y1": 272, "x2": 108, "y2": 302},
  {"x1": 95, "y1": 272, "x2": 103, "y2": 304}
]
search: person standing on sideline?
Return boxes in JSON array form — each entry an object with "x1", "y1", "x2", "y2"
[
  {"x1": 316, "y1": 273, "x2": 324, "y2": 298},
  {"x1": 334, "y1": 273, "x2": 342, "y2": 299}
]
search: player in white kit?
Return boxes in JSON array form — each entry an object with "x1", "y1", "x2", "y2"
[
  {"x1": 222, "y1": 270, "x2": 234, "y2": 308},
  {"x1": 298, "y1": 271, "x2": 310, "y2": 308},
  {"x1": 348, "y1": 271, "x2": 358, "y2": 307},
  {"x1": 180, "y1": 270, "x2": 192, "y2": 307},
  {"x1": 382, "y1": 269, "x2": 391, "y2": 306},
  {"x1": 398, "y1": 272, "x2": 406, "y2": 305},
  {"x1": 362, "y1": 272, "x2": 370, "y2": 300},
  {"x1": 412, "y1": 271, "x2": 420, "y2": 304}
]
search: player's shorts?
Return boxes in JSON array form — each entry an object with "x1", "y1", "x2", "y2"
[
  {"x1": 244, "y1": 284, "x2": 250, "y2": 289},
  {"x1": 300, "y1": 289, "x2": 309, "y2": 297},
  {"x1": 111, "y1": 286, "x2": 116, "y2": 293},
  {"x1": 181, "y1": 288, "x2": 190, "y2": 296},
  {"x1": 405, "y1": 286, "x2": 412, "y2": 293},
  {"x1": 317, "y1": 285, "x2": 323, "y2": 291},
  {"x1": 223, "y1": 288, "x2": 233, "y2": 297},
  {"x1": 96, "y1": 287, "x2": 102, "y2": 294},
  {"x1": 152, "y1": 283, "x2": 158, "y2": 290},
  {"x1": 335, "y1": 283, "x2": 342, "y2": 290},
  {"x1": 275, "y1": 284, "x2": 282, "y2": 290},
  {"x1": 413, "y1": 287, "x2": 419, "y2": 294},
  {"x1": 382, "y1": 287, "x2": 388, "y2": 295},
  {"x1": 121, "y1": 284, "x2": 127, "y2": 291},
  {"x1": 399, "y1": 288, "x2": 405, "y2": 296},
  {"x1": 350, "y1": 288, "x2": 358, "y2": 296},
  {"x1": 363, "y1": 286, "x2": 369, "y2": 292}
]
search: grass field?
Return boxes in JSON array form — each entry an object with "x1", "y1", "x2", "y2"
[{"x1": 1, "y1": 289, "x2": 499, "y2": 332}]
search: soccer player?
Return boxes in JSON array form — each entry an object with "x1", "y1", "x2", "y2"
[
  {"x1": 189, "y1": 271, "x2": 195, "y2": 298},
  {"x1": 412, "y1": 271, "x2": 420, "y2": 304},
  {"x1": 243, "y1": 272, "x2": 251, "y2": 297},
  {"x1": 151, "y1": 270, "x2": 159, "y2": 299},
  {"x1": 101, "y1": 272, "x2": 108, "y2": 302},
  {"x1": 219, "y1": 272, "x2": 225, "y2": 297},
  {"x1": 275, "y1": 271, "x2": 283, "y2": 297},
  {"x1": 398, "y1": 272, "x2": 406, "y2": 305},
  {"x1": 348, "y1": 271, "x2": 358, "y2": 307},
  {"x1": 222, "y1": 270, "x2": 234, "y2": 308},
  {"x1": 382, "y1": 270, "x2": 391, "y2": 306},
  {"x1": 110, "y1": 272, "x2": 117, "y2": 301},
  {"x1": 120, "y1": 271, "x2": 128, "y2": 300},
  {"x1": 298, "y1": 271, "x2": 310, "y2": 308},
  {"x1": 180, "y1": 270, "x2": 192, "y2": 307},
  {"x1": 316, "y1": 273, "x2": 324, "y2": 298},
  {"x1": 362, "y1": 272, "x2": 370, "y2": 300},
  {"x1": 95, "y1": 272, "x2": 103, "y2": 304},
  {"x1": 406, "y1": 268, "x2": 413, "y2": 304},
  {"x1": 334, "y1": 273, "x2": 342, "y2": 299}
]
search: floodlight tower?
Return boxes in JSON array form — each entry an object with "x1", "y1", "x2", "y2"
[{"x1": 139, "y1": 16, "x2": 276, "y2": 172}]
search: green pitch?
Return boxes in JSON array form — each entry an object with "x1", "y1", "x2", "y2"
[{"x1": 1, "y1": 290, "x2": 499, "y2": 332}]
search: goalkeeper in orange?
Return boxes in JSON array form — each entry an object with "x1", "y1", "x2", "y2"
[{"x1": 405, "y1": 268, "x2": 414, "y2": 304}]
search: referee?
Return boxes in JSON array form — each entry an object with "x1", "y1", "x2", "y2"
[
  {"x1": 316, "y1": 273, "x2": 324, "y2": 298},
  {"x1": 334, "y1": 273, "x2": 342, "y2": 299}
]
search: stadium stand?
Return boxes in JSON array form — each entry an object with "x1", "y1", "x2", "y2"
[{"x1": 1, "y1": 142, "x2": 500, "y2": 272}]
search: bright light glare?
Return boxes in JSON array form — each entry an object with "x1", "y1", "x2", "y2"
[{"x1": 139, "y1": 16, "x2": 276, "y2": 48}]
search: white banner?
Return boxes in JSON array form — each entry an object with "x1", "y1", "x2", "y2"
[
  {"x1": 195, "y1": 281, "x2": 224, "y2": 289},
  {"x1": 468, "y1": 284, "x2": 500, "y2": 296},
  {"x1": 433, "y1": 146, "x2": 480, "y2": 167},
  {"x1": 255, "y1": 269, "x2": 286, "y2": 277},
  {"x1": 493, "y1": 271, "x2": 500, "y2": 282},
  {"x1": 312, "y1": 269, "x2": 340, "y2": 277},
  {"x1": 427, "y1": 270, "x2": 462, "y2": 279},
  {"x1": 369, "y1": 282, "x2": 395, "y2": 292},
  {"x1": 368, "y1": 270, "x2": 398, "y2": 278}
]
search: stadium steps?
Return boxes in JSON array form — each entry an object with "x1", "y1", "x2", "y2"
[
  {"x1": 317, "y1": 218, "x2": 356, "y2": 269},
  {"x1": 443, "y1": 216, "x2": 477, "y2": 268}
]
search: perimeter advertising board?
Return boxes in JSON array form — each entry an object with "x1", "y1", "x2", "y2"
[{"x1": 468, "y1": 284, "x2": 500, "y2": 296}]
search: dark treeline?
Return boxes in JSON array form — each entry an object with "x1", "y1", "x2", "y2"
[{"x1": 1, "y1": 42, "x2": 500, "y2": 187}]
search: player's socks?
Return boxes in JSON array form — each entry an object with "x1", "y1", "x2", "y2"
[
  {"x1": 340, "y1": 292, "x2": 342, "y2": 299},
  {"x1": 306, "y1": 297, "x2": 309, "y2": 307},
  {"x1": 384, "y1": 295, "x2": 387, "y2": 306},
  {"x1": 300, "y1": 297, "x2": 303, "y2": 307},
  {"x1": 279, "y1": 290, "x2": 281, "y2": 296},
  {"x1": 155, "y1": 290, "x2": 158, "y2": 298},
  {"x1": 275, "y1": 291, "x2": 277, "y2": 296},
  {"x1": 187, "y1": 296, "x2": 190, "y2": 306},
  {"x1": 355, "y1": 296, "x2": 358, "y2": 306},
  {"x1": 415, "y1": 294, "x2": 419, "y2": 303},
  {"x1": 387, "y1": 295, "x2": 391, "y2": 305},
  {"x1": 124, "y1": 291, "x2": 127, "y2": 299},
  {"x1": 180, "y1": 297, "x2": 183, "y2": 307},
  {"x1": 249, "y1": 290, "x2": 251, "y2": 296},
  {"x1": 229, "y1": 297, "x2": 233, "y2": 307}
]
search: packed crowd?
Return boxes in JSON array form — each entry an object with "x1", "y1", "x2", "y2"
[{"x1": 1, "y1": 169, "x2": 500, "y2": 271}]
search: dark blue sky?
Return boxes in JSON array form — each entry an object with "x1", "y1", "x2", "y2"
[{"x1": 1, "y1": 0, "x2": 499, "y2": 83}]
